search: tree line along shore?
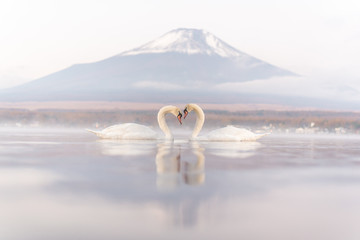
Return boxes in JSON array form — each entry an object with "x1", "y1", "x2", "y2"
[{"x1": 0, "y1": 108, "x2": 359, "y2": 133}]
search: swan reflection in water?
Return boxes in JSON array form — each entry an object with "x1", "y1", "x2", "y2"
[
  {"x1": 96, "y1": 139, "x2": 205, "y2": 190},
  {"x1": 202, "y1": 141, "x2": 262, "y2": 159},
  {"x1": 97, "y1": 139, "x2": 157, "y2": 156},
  {"x1": 97, "y1": 138, "x2": 259, "y2": 191},
  {"x1": 155, "y1": 141, "x2": 205, "y2": 190}
]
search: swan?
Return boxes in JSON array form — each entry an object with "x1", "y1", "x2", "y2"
[
  {"x1": 183, "y1": 103, "x2": 268, "y2": 141},
  {"x1": 87, "y1": 105, "x2": 182, "y2": 140}
]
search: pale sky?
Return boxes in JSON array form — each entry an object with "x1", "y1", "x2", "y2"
[{"x1": 1, "y1": 0, "x2": 360, "y2": 100}]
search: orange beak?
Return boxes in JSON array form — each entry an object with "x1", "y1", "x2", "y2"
[
  {"x1": 183, "y1": 108, "x2": 188, "y2": 119},
  {"x1": 177, "y1": 112, "x2": 182, "y2": 125}
]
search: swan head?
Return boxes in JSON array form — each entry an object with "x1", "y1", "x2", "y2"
[
  {"x1": 158, "y1": 105, "x2": 183, "y2": 125},
  {"x1": 177, "y1": 111, "x2": 183, "y2": 125},
  {"x1": 183, "y1": 103, "x2": 197, "y2": 119},
  {"x1": 169, "y1": 106, "x2": 183, "y2": 125},
  {"x1": 183, "y1": 107, "x2": 189, "y2": 119}
]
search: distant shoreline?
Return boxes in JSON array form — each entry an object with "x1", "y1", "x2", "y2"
[
  {"x1": 0, "y1": 101, "x2": 355, "y2": 112},
  {"x1": 1, "y1": 103, "x2": 360, "y2": 133}
]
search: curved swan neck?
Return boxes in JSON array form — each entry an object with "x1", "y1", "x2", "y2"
[
  {"x1": 157, "y1": 106, "x2": 175, "y2": 139},
  {"x1": 188, "y1": 104, "x2": 205, "y2": 139}
]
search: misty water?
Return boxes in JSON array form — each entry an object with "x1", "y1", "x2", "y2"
[{"x1": 1, "y1": 127, "x2": 360, "y2": 240}]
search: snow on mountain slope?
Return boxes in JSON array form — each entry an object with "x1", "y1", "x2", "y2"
[{"x1": 120, "y1": 28, "x2": 244, "y2": 58}]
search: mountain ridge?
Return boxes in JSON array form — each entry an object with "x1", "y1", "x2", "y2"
[
  {"x1": 119, "y1": 28, "x2": 244, "y2": 57},
  {"x1": 0, "y1": 28, "x2": 296, "y2": 103}
]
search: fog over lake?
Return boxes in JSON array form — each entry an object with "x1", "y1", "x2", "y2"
[{"x1": 1, "y1": 127, "x2": 360, "y2": 239}]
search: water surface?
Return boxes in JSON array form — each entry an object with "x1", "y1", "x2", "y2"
[{"x1": 1, "y1": 128, "x2": 360, "y2": 240}]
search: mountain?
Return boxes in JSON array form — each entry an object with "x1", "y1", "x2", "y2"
[{"x1": 0, "y1": 28, "x2": 296, "y2": 102}]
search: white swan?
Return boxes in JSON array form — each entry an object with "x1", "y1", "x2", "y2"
[
  {"x1": 183, "y1": 103, "x2": 268, "y2": 141},
  {"x1": 87, "y1": 105, "x2": 182, "y2": 140}
]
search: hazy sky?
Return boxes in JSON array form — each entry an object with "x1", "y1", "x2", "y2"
[{"x1": 1, "y1": 0, "x2": 360, "y2": 98}]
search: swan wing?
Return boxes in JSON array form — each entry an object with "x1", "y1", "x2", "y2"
[
  {"x1": 87, "y1": 123, "x2": 158, "y2": 140},
  {"x1": 206, "y1": 126, "x2": 268, "y2": 141}
]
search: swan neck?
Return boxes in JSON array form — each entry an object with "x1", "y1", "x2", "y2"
[
  {"x1": 191, "y1": 104, "x2": 205, "y2": 138},
  {"x1": 157, "y1": 107, "x2": 173, "y2": 139}
]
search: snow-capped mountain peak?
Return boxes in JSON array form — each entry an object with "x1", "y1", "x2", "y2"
[{"x1": 120, "y1": 28, "x2": 244, "y2": 57}]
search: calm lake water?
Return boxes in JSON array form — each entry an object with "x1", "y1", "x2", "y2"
[{"x1": 1, "y1": 127, "x2": 360, "y2": 240}]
